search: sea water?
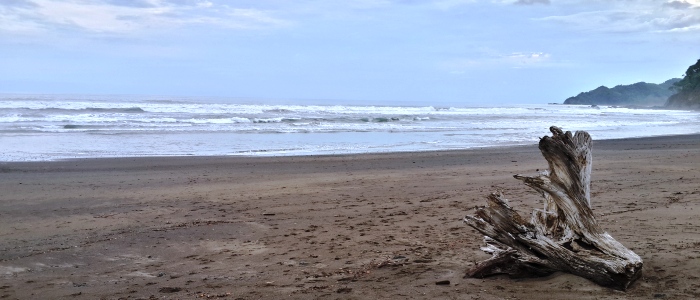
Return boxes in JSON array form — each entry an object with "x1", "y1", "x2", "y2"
[{"x1": 1, "y1": 94, "x2": 699, "y2": 161}]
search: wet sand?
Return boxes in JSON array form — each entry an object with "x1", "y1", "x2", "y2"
[{"x1": 1, "y1": 134, "x2": 699, "y2": 299}]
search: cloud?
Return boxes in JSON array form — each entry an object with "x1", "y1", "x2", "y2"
[
  {"x1": 488, "y1": 0, "x2": 548, "y2": 5},
  {"x1": 424, "y1": 0, "x2": 477, "y2": 10},
  {"x1": 514, "y1": 0, "x2": 550, "y2": 5},
  {"x1": 103, "y1": 0, "x2": 156, "y2": 8},
  {"x1": 1, "y1": 0, "x2": 37, "y2": 8},
  {"x1": 442, "y1": 51, "x2": 556, "y2": 73},
  {"x1": 0, "y1": 0, "x2": 291, "y2": 36},
  {"x1": 537, "y1": 1, "x2": 700, "y2": 34},
  {"x1": 503, "y1": 52, "x2": 551, "y2": 66},
  {"x1": 664, "y1": 1, "x2": 694, "y2": 9}
]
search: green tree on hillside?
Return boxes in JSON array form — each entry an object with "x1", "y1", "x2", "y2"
[{"x1": 666, "y1": 59, "x2": 700, "y2": 109}]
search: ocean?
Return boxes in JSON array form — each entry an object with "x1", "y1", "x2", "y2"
[{"x1": 2, "y1": 94, "x2": 699, "y2": 161}]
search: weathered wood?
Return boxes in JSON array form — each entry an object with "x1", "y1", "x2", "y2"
[{"x1": 464, "y1": 126, "x2": 643, "y2": 291}]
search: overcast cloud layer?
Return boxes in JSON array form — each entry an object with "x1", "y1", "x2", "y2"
[{"x1": 1, "y1": 0, "x2": 699, "y2": 104}]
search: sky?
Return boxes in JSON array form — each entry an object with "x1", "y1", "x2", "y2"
[{"x1": 1, "y1": 0, "x2": 699, "y2": 105}]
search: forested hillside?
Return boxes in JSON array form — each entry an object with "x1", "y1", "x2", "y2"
[
  {"x1": 666, "y1": 59, "x2": 700, "y2": 109},
  {"x1": 563, "y1": 79, "x2": 680, "y2": 106}
]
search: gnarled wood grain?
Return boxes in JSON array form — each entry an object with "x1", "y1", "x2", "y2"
[{"x1": 464, "y1": 126, "x2": 643, "y2": 290}]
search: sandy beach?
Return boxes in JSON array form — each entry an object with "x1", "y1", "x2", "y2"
[{"x1": 1, "y1": 134, "x2": 699, "y2": 299}]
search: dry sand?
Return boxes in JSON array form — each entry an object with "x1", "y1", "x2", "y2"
[{"x1": 1, "y1": 134, "x2": 699, "y2": 299}]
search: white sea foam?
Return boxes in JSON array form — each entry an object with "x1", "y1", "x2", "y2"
[{"x1": 1, "y1": 94, "x2": 700, "y2": 161}]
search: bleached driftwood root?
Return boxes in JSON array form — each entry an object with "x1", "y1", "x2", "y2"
[{"x1": 463, "y1": 126, "x2": 642, "y2": 290}]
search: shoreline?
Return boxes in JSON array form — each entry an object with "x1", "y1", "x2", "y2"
[
  {"x1": 2, "y1": 132, "x2": 700, "y2": 299},
  {"x1": 3, "y1": 132, "x2": 700, "y2": 166}
]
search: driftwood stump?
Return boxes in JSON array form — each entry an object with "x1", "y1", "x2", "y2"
[{"x1": 463, "y1": 126, "x2": 643, "y2": 290}]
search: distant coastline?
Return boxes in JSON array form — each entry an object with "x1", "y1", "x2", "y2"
[
  {"x1": 563, "y1": 79, "x2": 680, "y2": 107},
  {"x1": 564, "y1": 59, "x2": 700, "y2": 110}
]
